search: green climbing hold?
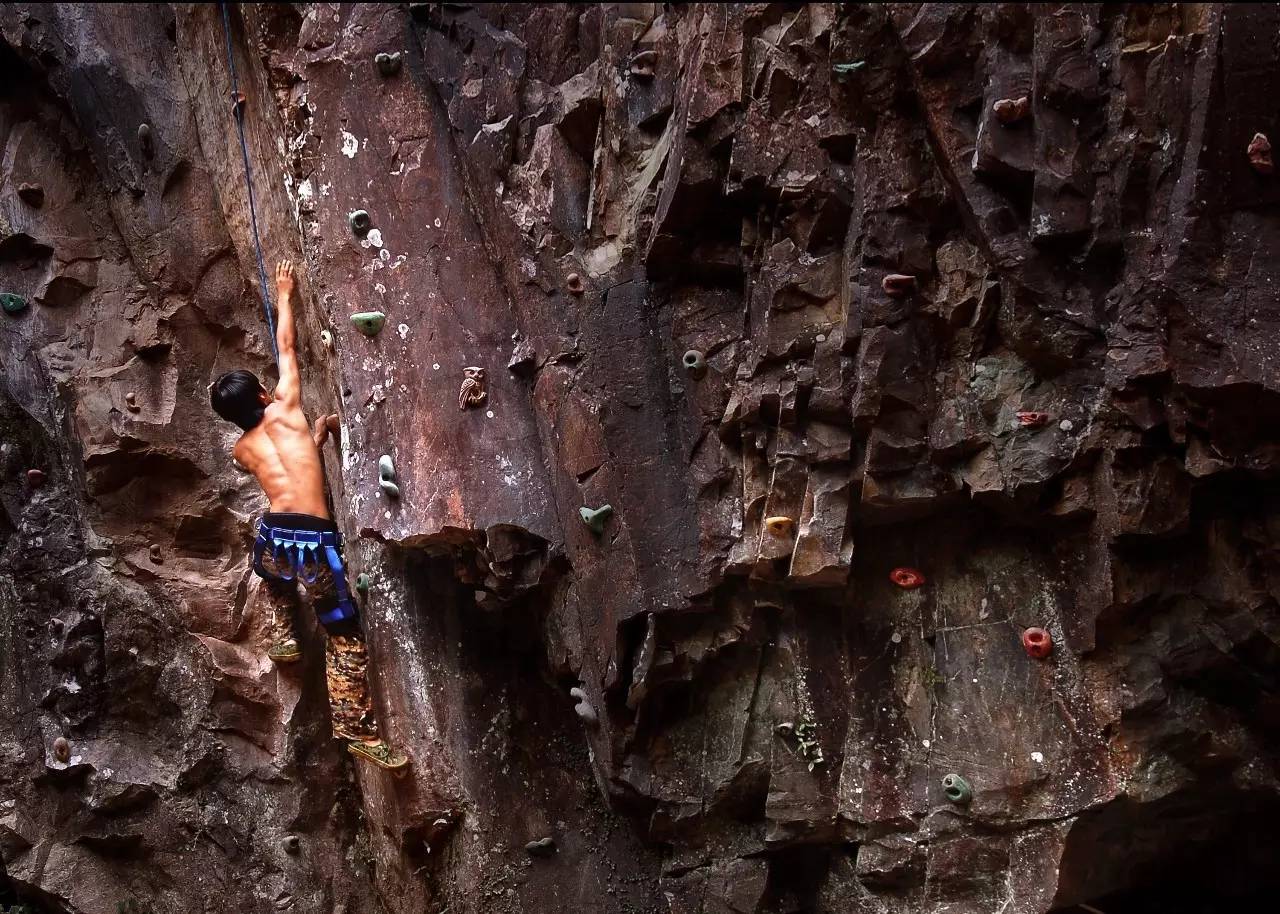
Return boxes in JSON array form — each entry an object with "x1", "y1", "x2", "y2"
[
  {"x1": 349, "y1": 209, "x2": 372, "y2": 236},
  {"x1": 355, "y1": 573, "x2": 371, "y2": 593},
  {"x1": 350, "y1": 311, "x2": 386, "y2": 336},
  {"x1": 579, "y1": 504, "x2": 613, "y2": 534},
  {"x1": 832, "y1": 61, "x2": 866, "y2": 76},
  {"x1": 942, "y1": 773, "x2": 972, "y2": 805},
  {"x1": 1, "y1": 293, "x2": 29, "y2": 315}
]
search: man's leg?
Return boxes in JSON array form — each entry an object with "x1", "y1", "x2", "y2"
[{"x1": 262, "y1": 577, "x2": 302, "y2": 664}]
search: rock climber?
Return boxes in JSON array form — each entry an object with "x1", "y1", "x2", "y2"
[{"x1": 208, "y1": 259, "x2": 406, "y2": 771}]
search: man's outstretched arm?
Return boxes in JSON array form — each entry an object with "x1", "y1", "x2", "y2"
[{"x1": 273, "y1": 259, "x2": 301, "y2": 406}]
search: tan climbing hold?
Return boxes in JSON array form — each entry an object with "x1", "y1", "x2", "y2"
[
  {"x1": 764, "y1": 516, "x2": 795, "y2": 536},
  {"x1": 993, "y1": 96, "x2": 1030, "y2": 125},
  {"x1": 347, "y1": 740, "x2": 409, "y2": 771},
  {"x1": 53, "y1": 736, "x2": 71, "y2": 763},
  {"x1": 149, "y1": 544, "x2": 163, "y2": 564},
  {"x1": 566, "y1": 272, "x2": 584, "y2": 294},
  {"x1": 458, "y1": 367, "x2": 487, "y2": 409},
  {"x1": 125, "y1": 391, "x2": 140, "y2": 412}
]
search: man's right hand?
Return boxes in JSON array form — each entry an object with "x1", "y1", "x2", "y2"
[{"x1": 276, "y1": 259, "x2": 296, "y2": 298}]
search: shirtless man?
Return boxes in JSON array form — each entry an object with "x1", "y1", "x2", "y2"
[{"x1": 209, "y1": 260, "x2": 405, "y2": 770}]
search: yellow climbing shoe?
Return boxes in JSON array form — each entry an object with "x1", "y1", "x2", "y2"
[
  {"x1": 268, "y1": 639, "x2": 302, "y2": 664},
  {"x1": 347, "y1": 739, "x2": 409, "y2": 771}
]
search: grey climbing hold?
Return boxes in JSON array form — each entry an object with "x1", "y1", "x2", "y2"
[
  {"x1": 628, "y1": 50, "x2": 656, "y2": 79},
  {"x1": 579, "y1": 504, "x2": 612, "y2": 534},
  {"x1": 138, "y1": 123, "x2": 154, "y2": 159},
  {"x1": 350, "y1": 311, "x2": 386, "y2": 336},
  {"x1": 569, "y1": 687, "x2": 597, "y2": 726},
  {"x1": 320, "y1": 328, "x2": 334, "y2": 350},
  {"x1": 355, "y1": 573, "x2": 371, "y2": 594},
  {"x1": 53, "y1": 736, "x2": 71, "y2": 763},
  {"x1": 375, "y1": 52, "x2": 402, "y2": 76},
  {"x1": 525, "y1": 836, "x2": 556, "y2": 857},
  {"x1": 1, "y1": 293, "x2": 29, "y2": 315},
  {"x1": 349, "y1": 209, "x2": 372, "y2": 236},
  {"x1": 282, "y1": 835, "x2": 300, "y2": 855},
  {"x1": 379, "y1": 455, "x2": 399, "y2": 498},
  {"x1": 942, "y1": 773, "x2": 972, "y2": 805},
  {"x1": 17, "y1": 182, "x2": 44, "y2": 207},
  {"x1": 125, "y1": 391, "x2": 140, "y2": 412},
  {"x1": 683, "y1": 350, "x2": 707, "y2": 379},
  {"x1": 149, "y1": 544, "x2": 163, "y2": 565}
]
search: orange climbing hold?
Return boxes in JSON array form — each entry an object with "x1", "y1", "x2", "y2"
[
  {"x1": 890, "y1": 567, "x2": 925, "y2": 589},
  {"x1": 1021, "y1": 627, "x2": 1053, "y2": 659},
  {"x1": 1016, "y1": 411, "x2": 1050, "y2": 428}
]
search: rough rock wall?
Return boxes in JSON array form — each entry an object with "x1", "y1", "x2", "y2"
[{"x1": 3, "y1": 3, "x2": 1280, "y2": 913}]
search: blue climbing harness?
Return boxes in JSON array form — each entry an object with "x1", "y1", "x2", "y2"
[{"x1": 252, "y1": 519, "x2": 358, "y2": 627}]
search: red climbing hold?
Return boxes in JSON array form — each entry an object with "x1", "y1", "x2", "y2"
[
  {"x1": 1248, "y1": 132, "x2": 1273, "y2": 175},
  {"x1": 882, "y1": 274, "x2": 917, "y2": 297},
  {"x1": 26, "y1": 469, "x2": 46, "y2": 488},
  {"x1": 890, "y1": 567, "x2": 925, "y2": 589},
  {"x1": 1016, "y1": 411, "x2": 1050, "y2": 428},
  {"x1": 1021, "y1": 627, "x2": 1053, "y2": 659}
]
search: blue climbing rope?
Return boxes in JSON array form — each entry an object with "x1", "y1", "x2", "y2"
[{"x1": 219, "y1": 0, "x2": 279, "y2": 362}]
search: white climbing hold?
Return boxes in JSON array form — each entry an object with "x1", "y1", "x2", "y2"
[
  {"x1": 569, "y1": 686, "x2": 598, "y2": 726},
  {"x1": 1059, "y1": 419, "x2": 1074, "y2": 432}
]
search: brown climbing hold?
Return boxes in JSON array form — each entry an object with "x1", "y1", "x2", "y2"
[
  {"x1": 1021, "y1": 627, "x2": 1053, "y2": 659},
  {"x1": 458, "y1": 367, "x2": 487, "y2": 409},
  {"x1": 764, "y1": 516, "x2": 795, "y2": 537},
  {"x1": 125, "y1": 391, "x2": 140, "y2": 412},
  {"x1": 993, "y1": 96, "x2": 1030, "y2": 125},
  {"x1": 1015, "y1": 411, "x2": 1051, "y2": 428},
  {"x1": 890, "y1": 567, "x2": 925, "y2": 589},
  {"x1": 882, "y1": 274, "x2": 917, "y2": 297},
  {"x1": 628, "y1": 50, "x2": 656, "y2": 79},
  {"x1": 53, "y1": 736, "x2": 71, "y2": 763},
  {"x1": 1248, "y1": 132, "x2": 1273, "y2": 175},
  {"x1": 231, "y1": 91, "x2": 246, "y2": 116},
  {"x1": 17, "y1": 183, "x2": 45, "y2": 207},
  {"x1": 566, "y1": 272, "x2": 584, "y2": 294},
  {"x1": 26, "y1": 468, "x2": 46, "y2": 488},
  {"x1": 150, "y1": 544, "x2": 164, "y2": 564}
]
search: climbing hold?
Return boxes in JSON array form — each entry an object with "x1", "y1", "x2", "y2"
[
  {"x1": 320, "y1": 329, "x2": 334, "y2": 350},
  {"x1": 775, "y1": 722, "x2": 795, "y2": 737},
  {"x1": 1249, "y1": 132, "x2": 1274, "y2": 175},
  {"x1": 231, "y1": 91, "x2": 246, "y2": 116},
  {"x1": 627, "y1": 50, "x2": 656, "y2": 79},
  {"x1": 355, "y1": 573, "x2": 371, "y2": 594},
  {"x1": 832, "y1": 61, "x2": 866, "y2": 77},
  {"x1": 942, "y1": 773, "x2": 972, "y2": 805},
  {"x1": 282, "y1": 835, "x2": 300, "y2": 855},
  {"x1": 1021, "y1": 627, "x2": 1053, "y2": 660},
  {"x1": 375, "y1": 51, "x2": 402, "y2": 76},
  {"x1": 1015, "y1": 411, "x2": 1051, "y2": 428},
  {"x1": 569, "y1": 687, "x2": 598, "y2": 726},
  {"x1": 764, "y1": 515, "x2": 795, "y2": 537},
  {"x1": 579, "y1": 504, "x2": 613, "y2": 534},
  {"x1": 17, "y1": 182, "x2": 44, "y2": 207},
  {"x1": 882, "y1": 274, "x2": 917, "y2": 297},
  {"x1": 1, "y1": 292, "x2": 29, "y2": 315},
  {"x1": 525, "y1": 836, "x2": 557, "y2": 857},
  {"x1": 26, "y1": 468, "x2": 46, "y2": 488},
  {"x1": 149, "y1": 544, "x2": 163, "y2": 565},
  {"x1": 682, "y1": 350, "x2": 707, "y2": 379},
  {"x1": 889, "y1": 567, "x2": 925, "y2": 589},
  {"x1": 125, "y1": 391, "x2": 140, "y2": 412},
  {"x1": 137, "y1": 123, "x2": 154, "y2": 159},
  {"x1": 378, "y1": 455, "x2": 400, "y2": 499},
  {"x1": 53, "y1": 736, "x2": 71, "y2": 763},
  {"x1": 993, "y1": 96, "x2": 1031, "y2": 125},
  {"x1": 350, "y1": 311, "x2": 386, "y2": 336},
  {"x1": 566, "y1": 272, "x2": 584, "y2": 294},
  {"x1": 458, "y1": 367, "x2": 487, "y2": 409},
  {"x1": 349, "y1": 209, "x2": 372, "y2": 237}
]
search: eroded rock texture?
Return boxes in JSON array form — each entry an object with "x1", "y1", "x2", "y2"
[{"x1": 3, "y1": 3, "x2": 1280, "y2": 913}]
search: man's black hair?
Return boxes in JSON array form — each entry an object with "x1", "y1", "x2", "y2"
[{"x1": 210, "y1": 370, "x2": 267, "y2": 431}]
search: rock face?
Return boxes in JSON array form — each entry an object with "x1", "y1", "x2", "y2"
[{"x1": 2, "y1": 3, "x2": 1279, "y2": 913}]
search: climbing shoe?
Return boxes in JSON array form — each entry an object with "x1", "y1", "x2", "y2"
[
  {"x1": 268, "y1": 639, "x2": 302, "y2": 664},
  {"x1": 347, "y1": 739, "x2": 409, "y2": 771}
]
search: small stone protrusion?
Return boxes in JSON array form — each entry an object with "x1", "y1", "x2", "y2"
[
  {"x1": 569, "y1": 686, "x2": 598, "y2": 726},
  {"x1": 882, "y1": 274, "x2": 917, "y2": 297},
  {"x1": 890, "y1": 567, "x2": 925, "y2": 589},
  {"x1": 525, "y1": 836, "x2": 557, "y2": 857},
  {"x1": 26, "y1": 468, "x2": 46, "y2": 488},
  {"x1": 627, "y1": 50, "x2": 656, "y2": 79},
  {"x1": 764, "y1": 515, "x2": 795, "y2": 537},
  {"x1": 137, "y1": 122, "x2": 154, "y2": 159},
  {"x1": 125, "y1": 391, "x2": 140, "y2": 412},
  {"x1": 320, "y1": 329, "x2": 334, "y2": 350},
  {"x1": 992, "y1": 96, "x2": 1030, "y2": 125},
  {"x1": 355, "y1": 573, "x2": 371, "y2": 594},
  {"x1": 579, "y1": 504, "x2": 613, "y2": 534},
  {"x1": 1015, "y1": 411, "x2": 1051, "y2": 429},
  {"x1": 349, "y1": 209, "x2": 372, "y2": 237},
  {"x1": 1021, "y1": 627, "x2": 1053, "y2": 659},
  {"x1": 350, "y1": 311, "x2": 386, "y2": 336},
  {"x1": 17, "y1": 182, "x2": 45, "y2": 207},
  {"x1": 566, "y1": 272, "x2": 584, "y2": 294},
  {"x1": 149, "y1": 544, "x2": 163, "y2": 565},
  {"x1": 53, "y1": 736, "x2": 71, "y2": 763},
  {"x1": 1248, "y1": 132, "x2": 1273, "y2": 175},
  {"x1": 2, "y1": 292, "x2": 29, "y2": 315},
  {"x1": 682, "y1": 350, "x2": 707, "y2": 379},
  {"x1": 378, "y1": 455, "x2": 400, "y2": 499},
  {"x1": 282, "y1": 835, "x2": 301, "y2": 855},
  {"x1": 942, "y1": 773, "x2": 973, "y2": 805},
  {"x1": 458, "y1": 367, "x2": 487, "y2": 409},
  {"x1": 375, "y1": 52, "x2": 402, "y2": 77}
]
